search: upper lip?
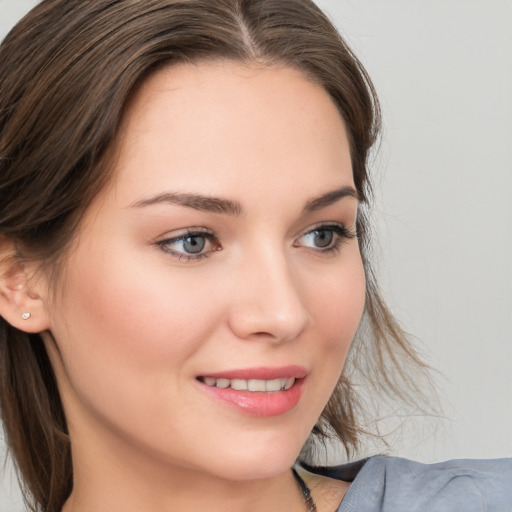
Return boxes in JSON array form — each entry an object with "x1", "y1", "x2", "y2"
[{"x1": 198, "y1": 365, "x2": 307, "y2": 380}]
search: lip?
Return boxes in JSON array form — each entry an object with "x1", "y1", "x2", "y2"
[
  {"x1": 196, "y1": 366, "x2": 307, "y2": 417},
  {"x1": 199, "y1": 365, "x2": 307, "y2": 380}
]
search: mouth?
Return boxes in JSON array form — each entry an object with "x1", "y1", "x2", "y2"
[
  {"x1": 196, "y1": 366, "x2": 307, "y2": 417},
  {"x1": 197, "y1": 376, "x2": 296, "y2": 392}
]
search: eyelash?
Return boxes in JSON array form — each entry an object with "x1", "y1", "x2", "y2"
[
  {"x1": 156, "y1": 227, "x2": 219, "y2": 261},
  {"x1": 156, "y1": 223, "x2": 356, "y2": 261},
  {"x1": 294, "y1": 224, "x2": 356, "y2": 255}
]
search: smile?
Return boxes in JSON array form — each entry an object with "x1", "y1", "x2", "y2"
[
  {"x1": 196, "y1": 366, "x2": 307, "y2": 417},
  {"x1": 198, "y1": 377, "x2": 295, "y2": 392}
]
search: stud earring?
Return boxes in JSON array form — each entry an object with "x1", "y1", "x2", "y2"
[{"x1": 21, "y1": 312, "x2": 31, "y2": 320}]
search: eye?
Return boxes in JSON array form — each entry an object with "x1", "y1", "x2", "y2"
[
  {"x1": 156, "y1": 229, "x2": 221, "y2": 260},
  {"x1": 303, "y1": 229, "x2": 334, "y2": 248},
  {"x1": 295, "y1": 223, "x2": 355, "y2": 252},
  {"x1": 178, "y1": 235, "x2": 206, "y2": 254}
]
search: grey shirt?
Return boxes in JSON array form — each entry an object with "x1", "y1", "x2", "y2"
[{"x1": 307, "y1": 456, "x2": 512, "y2": 512}]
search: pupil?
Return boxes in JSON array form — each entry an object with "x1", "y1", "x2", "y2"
[
  {"x1": 314, "y1": 230, "x2": 333, "y2": 248},
  {"x1": 183, "y1": 236, "x2": 205, "y2": 254}
]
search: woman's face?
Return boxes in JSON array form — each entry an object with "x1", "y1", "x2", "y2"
[{"x1": 42, "y1": 62, "x2": 365, "y2": 480}]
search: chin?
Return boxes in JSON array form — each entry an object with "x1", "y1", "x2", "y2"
[
  {"x1": 208, "y1": 454, "x2": 300, "y2": 482},
  {"x1": 191, "y1": 430, "x2": 309, "y2": 482}
]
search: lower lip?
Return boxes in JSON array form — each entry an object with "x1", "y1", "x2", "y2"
[{"x1": 197, "y1": 378, "x2": 305, "y2": 417}]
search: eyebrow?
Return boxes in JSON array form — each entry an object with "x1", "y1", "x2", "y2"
[
  {"x1": 131, "y1": 185, "x2": 358, "y2": 216},
  {"x1": 303, "y1": 185, "x2": 359, "y2": 212},
  {"x1": 131, "y1": 192, "x2": 244, "y2": 216}
]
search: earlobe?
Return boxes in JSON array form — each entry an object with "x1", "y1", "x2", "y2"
[{"x1": 0, "y1": 236, "x2": 52, "y2": 333}]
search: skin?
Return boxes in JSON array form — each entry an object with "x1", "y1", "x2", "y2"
[{"x1": 2, "y1": 61, "x2": 365, "y2": 511}]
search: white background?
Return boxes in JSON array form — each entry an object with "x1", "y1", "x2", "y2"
[{"x1": 1, "y1": 0, "x2": 511, "y2": 510}]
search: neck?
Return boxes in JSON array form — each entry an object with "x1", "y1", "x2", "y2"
[
  {"x1": 64, "y1": 465, "x2": 305, "y2": 512},
  {"x1": 63, "y1": 423, "x2": 306, "y2": 512}
]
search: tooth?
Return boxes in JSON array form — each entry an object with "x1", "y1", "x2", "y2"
[
  {"x1": 248, "y1": 379, "x2": 266, "y2": 392},
  {"x1": 205, "y1": 377, "x2": 296, "y2": 392},
  {"x1": 231, "y1": 379, "x2": 248, "y2": 391},
  {"x1": 265, "y1": 378, "x2": 283, "y2": 392},
  {"x1": 216, "y1": 378, "x2": 230, "y2": 389},
  {"x1": 284, "y1": 378, "x2": 295, "y2": 390}
]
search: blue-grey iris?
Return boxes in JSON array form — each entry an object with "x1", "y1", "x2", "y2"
[
  {"x1": 313, "y1": 230, "x2": 333, "y2": 248},
  {"x1": 183, "y1": 236, "x2": 206, "y2": 253}
]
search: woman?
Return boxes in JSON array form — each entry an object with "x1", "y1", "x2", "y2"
[{"x1": 0, "y1": 1, "x2": 510, "y2": 511}]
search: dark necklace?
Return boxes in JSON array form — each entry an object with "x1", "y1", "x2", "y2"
[{"x1": 292, "y1": 468, "x2": 318, "y2": 512}]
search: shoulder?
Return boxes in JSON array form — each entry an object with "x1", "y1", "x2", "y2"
[{"x1": 305, "y1": 456, "x2": 512, "y2": 512}]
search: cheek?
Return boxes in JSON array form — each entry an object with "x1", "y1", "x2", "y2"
[
  {"x1": 50, "y1": 248, "x2": 223, "y2": 406},
  {"x1": 306, "y1": 253, "x2": 366, "y2": 356},
  {"x1": 293, "y1": 251, "x2": 365, "y2": 428}
]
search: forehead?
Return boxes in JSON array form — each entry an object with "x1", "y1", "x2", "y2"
[{"x1": 111, "y1": 60, "x2": 353, "y2": 206}]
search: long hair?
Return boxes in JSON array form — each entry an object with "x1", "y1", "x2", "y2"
[{"x1": 0, "y1": 1, "x2": 431, "y2": 510}]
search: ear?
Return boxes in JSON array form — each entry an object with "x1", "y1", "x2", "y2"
[{"x1": 0, "y1": 236, "x2": 52, "y2": 333}]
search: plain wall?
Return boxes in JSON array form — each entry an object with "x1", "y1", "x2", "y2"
[{"x1": 1, "y1": 0, "x2": 511, "y2": 510}]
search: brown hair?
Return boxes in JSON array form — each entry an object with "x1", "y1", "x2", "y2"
[{"x1": 0, "y1": 1, "x2": 432, "y2": 511}]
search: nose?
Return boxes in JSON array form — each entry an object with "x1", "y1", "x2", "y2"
[{"x1": 227, "y1": 247, "x2": 312, "y2": 344}]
